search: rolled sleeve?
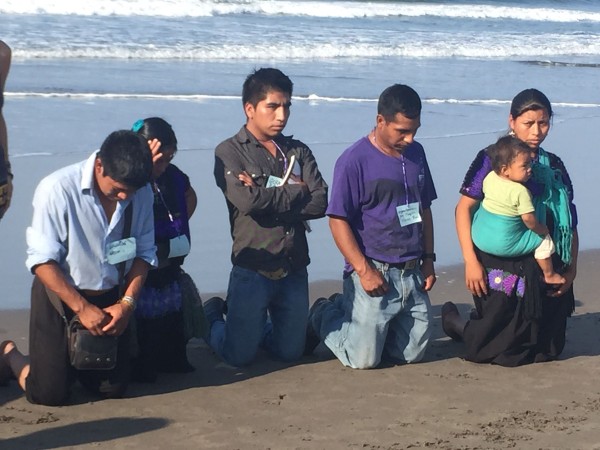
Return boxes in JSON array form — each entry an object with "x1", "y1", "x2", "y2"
[
  {"x1": 25, "y1": 178, "x2": 69, "y2": 272},
  {"x1": 25, "y1": 227, "x2": 65, "y2": 271},
  {"x1": 132, "y1": 184, "x2": 158, "y2": 268}
]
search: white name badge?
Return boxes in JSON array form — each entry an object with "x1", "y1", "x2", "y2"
[
  {"x1": 106, "y1": 237, "x2": 137, "y2": 265},
  {"x1": 266, "y1": 175, "x2": 284, "y2": 188},
  {"x1": 396, "y1": 202, "x2": 422, "y2": 227},
  {"x1": 169, "y1": 235, "x2": 190, "y2": 258}
]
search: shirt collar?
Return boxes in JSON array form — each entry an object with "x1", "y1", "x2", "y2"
[
  {"x1": 81, "y1": 150, "x2": 99, "y2": 193},
  {"x1": 235, "y1": 126, "x2": 292, "y2": 148}
]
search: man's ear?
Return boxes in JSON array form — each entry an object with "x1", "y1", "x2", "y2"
[
  {"x1": 94, "y1": 157, "x2": 104, "y2": 177},
  {"x1": 375, "y1": 114, "x2": 386, "y2": 129},
  {"x1": 244, "y1": 102, "x2": 255, "y2": 121}
]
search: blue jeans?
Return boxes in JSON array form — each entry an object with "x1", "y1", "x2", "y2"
[
  {"x1": 208, "y1": 266, "x2": 309, "y2": 367},
  {"x1": 310, "y1": 260, "x2": 432, "y2": 369}
]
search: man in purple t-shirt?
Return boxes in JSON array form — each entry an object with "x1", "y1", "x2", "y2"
[{"x1": 306, "y1": 84, "x2": 437, "y2": 369}]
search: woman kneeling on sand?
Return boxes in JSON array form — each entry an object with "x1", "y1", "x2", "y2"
[{"x1": 442, "y1": 88, "x2": 578, "y2": 366}]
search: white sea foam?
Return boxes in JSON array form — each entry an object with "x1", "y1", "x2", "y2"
[
  {"x1": 6, "y1": 92, "x2": 599, "y2": 109},
  {"x1": 5, "y1": 92, "x2": 239, "y2": 101},
  {"x1": 304, "y1": 94, "x2": 374, "y2": 103},
  {"x1": 13, "y1": 35, "x2": 600, "y2": 61},
  {"x1": 14, "y1": 152, "x2": 54, "y2": 157},
  {"x1": 2, "y1": 0, "x2": 600, "y2": 22}
]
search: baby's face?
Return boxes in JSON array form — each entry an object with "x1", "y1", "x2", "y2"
[{"x1": 505, "y1": 152, "x2": 532, "y2": 183}]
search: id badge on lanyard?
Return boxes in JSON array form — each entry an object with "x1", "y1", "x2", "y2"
[
  {"x1": 169, "y1": 234, "x2": 190, "y2": 258},
  {"x1": 106, "y1": 237, "x2": 137, "y2": 264},
  {"x1": 395, "y1": 155, "x2": 422, "y2": 227},
  {"x1": 266, "y1": 175, "x2": 284, "y2": 188},
  {"x1": 396, "y1": 202, "x2": 422, "y2": 227}
]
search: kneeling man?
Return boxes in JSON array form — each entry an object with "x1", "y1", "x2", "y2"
[
  {"x1": 306, "y1": 84, "x2": 437, "y2": 369},
  {"x1": 1, "y1": 130, "x2": 156, "y2": 405}
]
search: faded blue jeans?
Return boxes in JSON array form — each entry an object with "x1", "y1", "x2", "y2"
[
  {"x1": 310, "y1": 260, "x2": 432, "y2": 369},
  {"x1": 208, "y1": 265, "x2": 309, "y2": 367}
]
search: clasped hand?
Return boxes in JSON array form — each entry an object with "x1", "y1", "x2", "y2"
[{"x1": 77, "y1": 301, "x2": 131, "y2": 336}]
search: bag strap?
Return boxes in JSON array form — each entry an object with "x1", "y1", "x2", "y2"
[
  {"x1": 45, "y1": 285, "x2": 69, "y2": 327},
  {"x1": 117, "y1": 202, "x2": 133, "y2": 297}
]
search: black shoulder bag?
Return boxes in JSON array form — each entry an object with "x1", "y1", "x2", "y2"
[{"x1": 47, "y1": 203, "x2": 133, "y2": 370}]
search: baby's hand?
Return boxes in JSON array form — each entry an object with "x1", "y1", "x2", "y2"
[{"x1": 539, "y1": 224, "x2": 550, "y2": 236}]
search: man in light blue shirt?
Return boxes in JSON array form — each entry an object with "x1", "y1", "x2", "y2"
[{"x1": 0, "y1": 130, "x2": 157, "y2": 405}]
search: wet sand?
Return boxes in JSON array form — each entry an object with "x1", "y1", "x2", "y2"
[{"x1": 1, "y1": 250, "x2": 599, "y2": 449}]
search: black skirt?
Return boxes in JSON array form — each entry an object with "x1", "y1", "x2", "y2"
[{"x1": 463, "y1": 249, "x2": 574, "y2": 367}]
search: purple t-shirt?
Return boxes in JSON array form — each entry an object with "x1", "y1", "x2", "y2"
[{"x1": 327, "y1": 136, "x2": 437, "y2": 271}]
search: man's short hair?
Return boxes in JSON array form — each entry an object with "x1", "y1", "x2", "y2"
[
  {"x1": 242, "y1": 68, "x2": 293, "y2": 107},
  {"x1": 97, "y1": 130, "x2": 153, "y2": 189},
  {"x1": 377, "y1": 84, "x2": 422, "y2": 122},
  {"x1": 487, "y1": 135, "x2": 531, "y2": 174}
]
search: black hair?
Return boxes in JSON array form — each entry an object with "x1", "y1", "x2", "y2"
[
  {"x1": 510, "y1": 88, "x2": 553, "y2": 120},
  {"x1": 97, "y1": 130, "x2": 153, "y2": 189},
  {"x1": 377, "y1": 84, "x2": 422, "y2": 121},
  {"x1": 488, "y1": 135, "x2": 532, "y2": 174},
  {"x1": 134, "y1": 117, "x2": 177, "y2": 150},
  {"x1": 242, "y1": 68, "x2": 293, "y2": 107}
]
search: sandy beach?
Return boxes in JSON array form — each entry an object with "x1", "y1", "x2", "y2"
[
  {"x1": 1, "y1": 249, "x2": 598, "y2": 449},
  {"x1": 2, "y1": 1, "x2": 600, "y2": 447}
]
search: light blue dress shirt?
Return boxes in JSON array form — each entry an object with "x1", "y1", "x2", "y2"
[{"x1": 26, "y1": 151, "x2": 157, "y2": 290}]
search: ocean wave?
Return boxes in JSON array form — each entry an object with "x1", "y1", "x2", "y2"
[
  {"x1": 2, "y1": 0, "x2": 600, "y2": 22},
  {"x1": 14, "y1": 152, "x2": 54, "y2": 157},
  {"x1": 5, "y1": 92, "x2": 239, "y2": 101},
  {"x1": 520, "y1": 59, "x2": 600, "y2": 68},
  {"x1": 13, "y1": 37, "x2": 600, "y2": 61},
  {"x1": 6, "y1": 92, "x2": 599, "y2": 109}
]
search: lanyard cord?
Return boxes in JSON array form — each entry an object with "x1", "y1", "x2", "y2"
[
  {"x1": 272, "y1": 140, "x2": 288, "y2": 176},
  {"x1": 153, "y1": 182, "x2": 173, "y2": 222},
  {"x1": 154, "y1": 181, "x2": 185, "y2": 234},
  {"x1": 400, "y1": 156, "x2": 409, "y2": 206}
]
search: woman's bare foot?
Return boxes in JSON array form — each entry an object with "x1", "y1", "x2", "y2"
[{"x1": 0, "y1": 340, "x2": 16, "y2": 385}]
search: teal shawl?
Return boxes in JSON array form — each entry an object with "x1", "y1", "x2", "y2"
[
  {"x1": 472, "y1": 206, "x2": 543, "y2": 257},
  {"x1": 531, "y1": 149, "x2": 573, "y2": 265}
]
